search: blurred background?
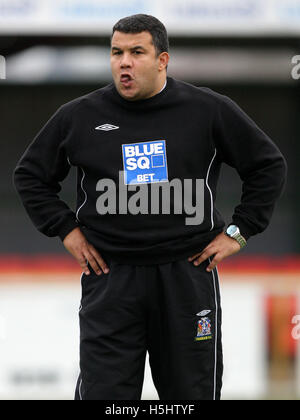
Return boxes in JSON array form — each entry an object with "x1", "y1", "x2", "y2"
[{"x1": 0, "y1": 0, "x2": 300, "y2": 400}]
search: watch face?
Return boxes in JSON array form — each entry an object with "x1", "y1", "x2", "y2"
[{"x1": 227, "y1": 225, "x2": 238, "y2": 236}]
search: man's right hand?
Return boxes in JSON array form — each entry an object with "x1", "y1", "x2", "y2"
[{"x1": 63, "y1": 227, "x2": 109, "y2": 276}]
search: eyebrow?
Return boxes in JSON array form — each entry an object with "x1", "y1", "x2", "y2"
[{"x1": 111, "y1": 46, "x2": 146, "y2": 51}]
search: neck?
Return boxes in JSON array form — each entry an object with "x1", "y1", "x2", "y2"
[
  {"x1": 108, "y1": 76, "x2": 173, "y2": 110},
  {"x1": 149, "y1": 74, "x2": 167, "y2": 98},
  {"x1": 158, "y1": 78, "x2": 167, "y2": 94}
]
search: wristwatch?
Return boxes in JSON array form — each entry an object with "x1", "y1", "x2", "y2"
[{"x1": 225, "y1": 225, "x2": 247, "y2": 249}]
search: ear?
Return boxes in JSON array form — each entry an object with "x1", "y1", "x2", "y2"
[{"x1": 158, "y1": 52, "x2": 170, "y2": 71}]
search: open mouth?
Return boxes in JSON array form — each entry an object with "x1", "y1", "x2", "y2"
[{"x1": 120, "y1": 74, "x2": 134, "y2": 87}]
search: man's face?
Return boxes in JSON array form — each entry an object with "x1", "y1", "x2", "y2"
[{"x1": 110, "y1": 31, "x2": 168, "y2": 101}]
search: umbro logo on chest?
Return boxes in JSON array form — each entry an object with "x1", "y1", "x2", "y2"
[{"x1": 95, "y1": 124, "x2": 119, "y2": 131}]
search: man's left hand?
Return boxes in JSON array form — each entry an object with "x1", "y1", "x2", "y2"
[{"x1": 188, "y1": 232, "x2": 242, "y2": 272}]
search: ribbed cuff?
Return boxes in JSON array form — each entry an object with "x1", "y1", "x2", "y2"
[{"x1": 57, "y1": 219, "x2": 79, "y2": 242}]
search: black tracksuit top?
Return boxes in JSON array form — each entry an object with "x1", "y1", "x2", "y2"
[{"x1": 13, "y1": 76, "x2": 287, "y2": 264}]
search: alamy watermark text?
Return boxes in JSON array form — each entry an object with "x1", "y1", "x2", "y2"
[
  {"x1": 292, "y1": 55, "x2": 300, "y2": 80},
  {"x1": 0, "y1": 55, "x2": 6, "y2": 79}
]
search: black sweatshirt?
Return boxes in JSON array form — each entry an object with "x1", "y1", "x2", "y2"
[{"x1": 13, "y1": 76, "x2": 287, "y2": 264}]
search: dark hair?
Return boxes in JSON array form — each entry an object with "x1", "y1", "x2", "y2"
[{"x1": 112, "y1": 14, "x2": 169, "y2": 57}]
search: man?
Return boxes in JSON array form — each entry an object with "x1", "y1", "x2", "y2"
[{"x1": 14, "y1": 14, "x2": 287, "y2": 400}]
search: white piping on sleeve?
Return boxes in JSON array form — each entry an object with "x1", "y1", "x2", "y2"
[
  {"x1": 205, "y1": 148, "x2": 217, "y2": 231},
  {"x1": 79, "y1": 378, "x2": 83, "y2": 400},
  {"x1": 76, "y1": 167, "x2": 88, "y2": 222}
]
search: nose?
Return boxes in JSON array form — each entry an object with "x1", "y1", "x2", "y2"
[{"x1": 120, "y1": 52, "x2": 132, "y2": 69}]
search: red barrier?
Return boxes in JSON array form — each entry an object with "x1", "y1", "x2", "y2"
[{"x1": 0, "y1": 254, "x2": 299, "y2": 276}]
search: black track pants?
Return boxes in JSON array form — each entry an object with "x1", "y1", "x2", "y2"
[{"x1": 74, "y1": 256, "x2": 223, "y2": 400}]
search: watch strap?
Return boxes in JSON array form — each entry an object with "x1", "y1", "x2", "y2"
[{"x1": 235, "y1": 234, "x2": 247, "y2": 249}]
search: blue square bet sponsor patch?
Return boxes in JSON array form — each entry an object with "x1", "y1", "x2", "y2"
[{"x1": 122, "y1": 140, "x2": 168, "y2": 185}]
